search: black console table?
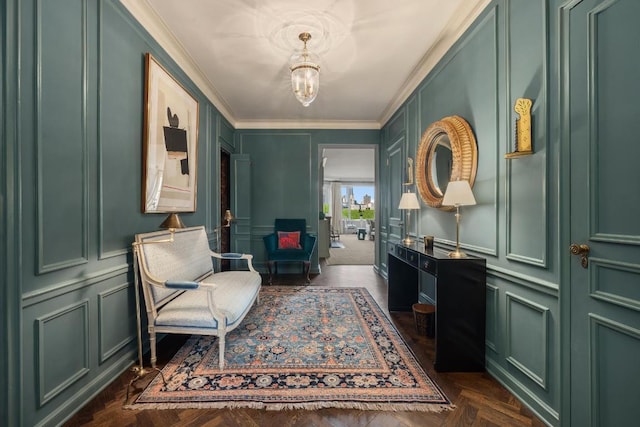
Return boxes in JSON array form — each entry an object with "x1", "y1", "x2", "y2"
[{"x1": 387, "y1": 241, "x2": 487, "y2": 372}]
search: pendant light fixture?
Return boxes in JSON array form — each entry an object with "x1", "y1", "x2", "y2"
[{"x1": 290, "y1": 32, "x2": 320, "y2": 107}]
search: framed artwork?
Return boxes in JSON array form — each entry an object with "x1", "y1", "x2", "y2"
[{"x1": 142, "y1": 53, "x2": 199, "y2": 213}]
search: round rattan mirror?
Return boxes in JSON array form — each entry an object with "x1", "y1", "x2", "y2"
[{"x1": 416, "y1": 115, "x2": 478, "y2": 209}]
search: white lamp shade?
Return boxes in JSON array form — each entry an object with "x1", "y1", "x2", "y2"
[
  {"x1": 398, "y1": 192, "x2": 421, "y2": 210},
  {"x1": 442, "y1": 180, "x2": 476, "y2": 206}
]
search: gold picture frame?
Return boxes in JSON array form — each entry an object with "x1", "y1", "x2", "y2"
[{"x1": 142, "y1": 53, "x2": 199, "y2": 213}]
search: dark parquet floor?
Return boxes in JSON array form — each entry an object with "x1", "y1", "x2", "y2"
[{"x1": 64, "y1": 262, "x2": 547, "y2": 427}]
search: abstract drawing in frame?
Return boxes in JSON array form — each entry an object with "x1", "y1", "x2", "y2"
[{"x1": 142, "y1": 53, "x2": 199, "y2": 213}]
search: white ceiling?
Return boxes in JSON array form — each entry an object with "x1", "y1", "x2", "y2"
[
  {"x1": 322, "y1": 148, "x2": 375, "y2": 182},
  {"x1": 120, "y1": 0, "x2": 490, "y2": 129}
]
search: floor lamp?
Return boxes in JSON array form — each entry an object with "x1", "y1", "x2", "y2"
[
  {"x1": 442, "y1": 180, "x2": 476, "y2": 258},
  {"x1": 126, "y1": 228, "x2": 183, "y2": 402},
  {"x1": 398, "y1": 192, "x2": 420, "y2": 245}
]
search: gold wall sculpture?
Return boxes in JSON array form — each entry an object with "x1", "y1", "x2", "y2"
[{"x1": 505, "y1": 98, "x2": 533, "y2": 158}]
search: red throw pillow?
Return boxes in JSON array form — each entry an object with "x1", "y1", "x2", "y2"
[{"x1": 277, "y1": 231, "x2": 302, "y2": 249}]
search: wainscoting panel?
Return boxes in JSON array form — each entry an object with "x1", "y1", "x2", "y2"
[
  {"x1": 589, "y1": 314, "x2": 640, "y2": 426},
  {"x1": 505, "y1": 291, "x2": 549, "y2": 389},
  {"x1": 98, "y1": 282, "x2": 136, "y2": 363},
  {"x1": 36, "y1": 0, "x2": 89, "y2": 273},
  {"x1": 590, "y1": 257, "x2": 640, "y2": 311},
  {"x1": 484, "y1": 268, "x2": 558, "y2": 424},
  {"x1": 231, "y1": 154, "x2": 253, "y2": 258},
  {"x1": 36, "y1": 300, "x2": 90, "y2": 406},
  {"x1": 486, "y1": 282, "x2": 499, "y2": 352},
  {"x1": 505, "y1": 0, "x2": 549, "y2": 267},
  {"x1": 386, "y1": 109, "x2": 406, "y2": 143},
  {"x1": 386, "y1": 135, "x2": 404, "y2": 240},
  {"x1": 22, "y1": 267, "x2": 137, "y2": 426},
  {"x1": 379, "y1": 235, "x2": 389, "y2": 278},
  {"x1": 588, "y1": 0, "x2": 640, "y2": 247}
]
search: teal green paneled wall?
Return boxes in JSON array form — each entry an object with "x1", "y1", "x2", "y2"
[
  {"x1": 4, "y1": 0, "x2": 635, "y2": 425},
  {"x1": 2, "y1": 0, "x2": 20, "y2": 423},
  {"x1": 380, "y1": 1, "x2": 559, "y2": 424},
  {"x1": 3, "y1": 0, "x2": 228, "y2": 425},
  {"x1": 235, "y1": 129, "x2": 379, "y2": 273}
]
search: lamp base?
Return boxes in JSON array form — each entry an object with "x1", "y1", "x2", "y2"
[
  {"x1": 448, "y1": 250, "x2": 467, "y2": 258},
  {"x1": 402, "y1": 236, "x2": 415, "y2": 245},
  {"x1": 125, "y1": 365, "x2": 166, "y2": 404}
]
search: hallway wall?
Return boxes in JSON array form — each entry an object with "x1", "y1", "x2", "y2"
[{"x1": 380, "y1": 1, "x2": 558, "y2": 424}]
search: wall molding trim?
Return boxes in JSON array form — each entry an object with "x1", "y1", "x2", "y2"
[
  {"x1": 505, "y1": 291, "x2": 550, "y2": 390},
  {"x1": 505, "y1": 0, "x2": 550, "y2": 268},
  {"x1": 35, "y1": 0, "x2": 89, "y2": 274},
  {"x1": 488, "y1": 264, "x2": 559, "y2": 296},
  {"x1": 36, "y1": 299, "x2": 90, "y2": 406},
  {"x1": 22, "y1": 264, "x2": 129, "y2": 307}
]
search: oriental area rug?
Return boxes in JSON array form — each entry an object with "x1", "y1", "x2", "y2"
[{"x1": 126, "y1": 286, "x2": 452, "y2": 412}]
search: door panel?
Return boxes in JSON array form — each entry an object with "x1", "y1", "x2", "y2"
[
  {"x1": 387, "y1": 137, "x2": 405, "y2": 241},
  {"x1": 230, "y1": 154, "x2": 251, "y2": 268},
  {"x1": 567, "y1": 0, "x2": 640, "y2": 425}
]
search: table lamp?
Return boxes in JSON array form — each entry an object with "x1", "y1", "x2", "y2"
[
  {"x1": 442, "y1": 180, "x2": 476, "y2": 258},
  {"x1": 398, "y1": 192, "x2": 420, "y2": 245}
]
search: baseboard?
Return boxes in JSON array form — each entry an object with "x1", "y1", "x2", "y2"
[{"x1": 485, "y1": 358, "x2": 559, "y2": 427}]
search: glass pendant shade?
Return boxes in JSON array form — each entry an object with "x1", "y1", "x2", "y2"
[{"x1": 290, "y1": 33, "x2": 320, "y2": 107}]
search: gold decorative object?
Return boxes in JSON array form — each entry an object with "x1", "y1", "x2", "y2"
[
  {"x1": 505, "y1": 98, "x2": 533, "y2": 158},
  {"x1": 404, "y1": 157, "x2": 414, "y2": 186},
  {"x1": 416, "y1": 115, "x2": 478, "y2": 210},
  {"x1": 159, "y1": 212, "x2": 186, "y2": 229},
  {"x1": 223, "y1": 209, "x2": 234, "y2": 227}
]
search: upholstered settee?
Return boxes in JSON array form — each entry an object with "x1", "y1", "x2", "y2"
[
  {"x1": 133, "y1": 226, "x2": 262, "y2": 370},
  {"x1": 263, "y1": 218, "x2": 317, "y2": 283}
]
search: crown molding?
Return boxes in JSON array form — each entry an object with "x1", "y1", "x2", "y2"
[
  {"x1": 120, "y1": 0, "x2": 491, "y2": 131},
  {"x1": 378, "y1": 0, "x2": 492, "y2": 126},
  {"x1": 119, "y1": 0, "x2": 236, "y2": 125},
  {"x1": 234, "y1": 120, "x2": 381, "y2": 130}
]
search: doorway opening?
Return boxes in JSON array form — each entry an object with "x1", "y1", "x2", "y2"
[
  {"x1": 319, "y1": 146, "x2": 377, "y2": 266},
  {"x1": 220, "y1": 149, "x2": 231, "y2": 271}
]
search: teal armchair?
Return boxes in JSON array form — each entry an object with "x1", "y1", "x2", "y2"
[{"x1": 263, "y1": 218, "x2": 317, "y2": 283}]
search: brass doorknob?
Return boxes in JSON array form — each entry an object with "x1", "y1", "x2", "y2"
[{"x1": 570, "y1": 243, "x2": 590, "y2": 268}]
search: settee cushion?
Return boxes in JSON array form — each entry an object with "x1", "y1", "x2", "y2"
[{"x1": 155, "y1": 271, "x2": 261, "y2": 330}]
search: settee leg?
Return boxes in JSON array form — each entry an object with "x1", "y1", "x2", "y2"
[
  {"x1": 150, "y1": 331, "x2": 157, "y2": 368},
  {"x1": 303, "y1": 261, "x2": 311, "y2": 283},
  {"x1": 218, "y1": 335, "x2": 226, "y2": 370}
]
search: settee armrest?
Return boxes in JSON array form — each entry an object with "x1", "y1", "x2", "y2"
[
  {"x1": 164, "y1": 280, "x2": 200, "y2": 290},
  {"x1": 210, "y1": 250, "x2": 257, "y2": 273}
]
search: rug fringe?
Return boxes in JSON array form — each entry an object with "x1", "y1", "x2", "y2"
[{"x1": 124, "y1": 401, "x2": 455, "y2": 413}]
